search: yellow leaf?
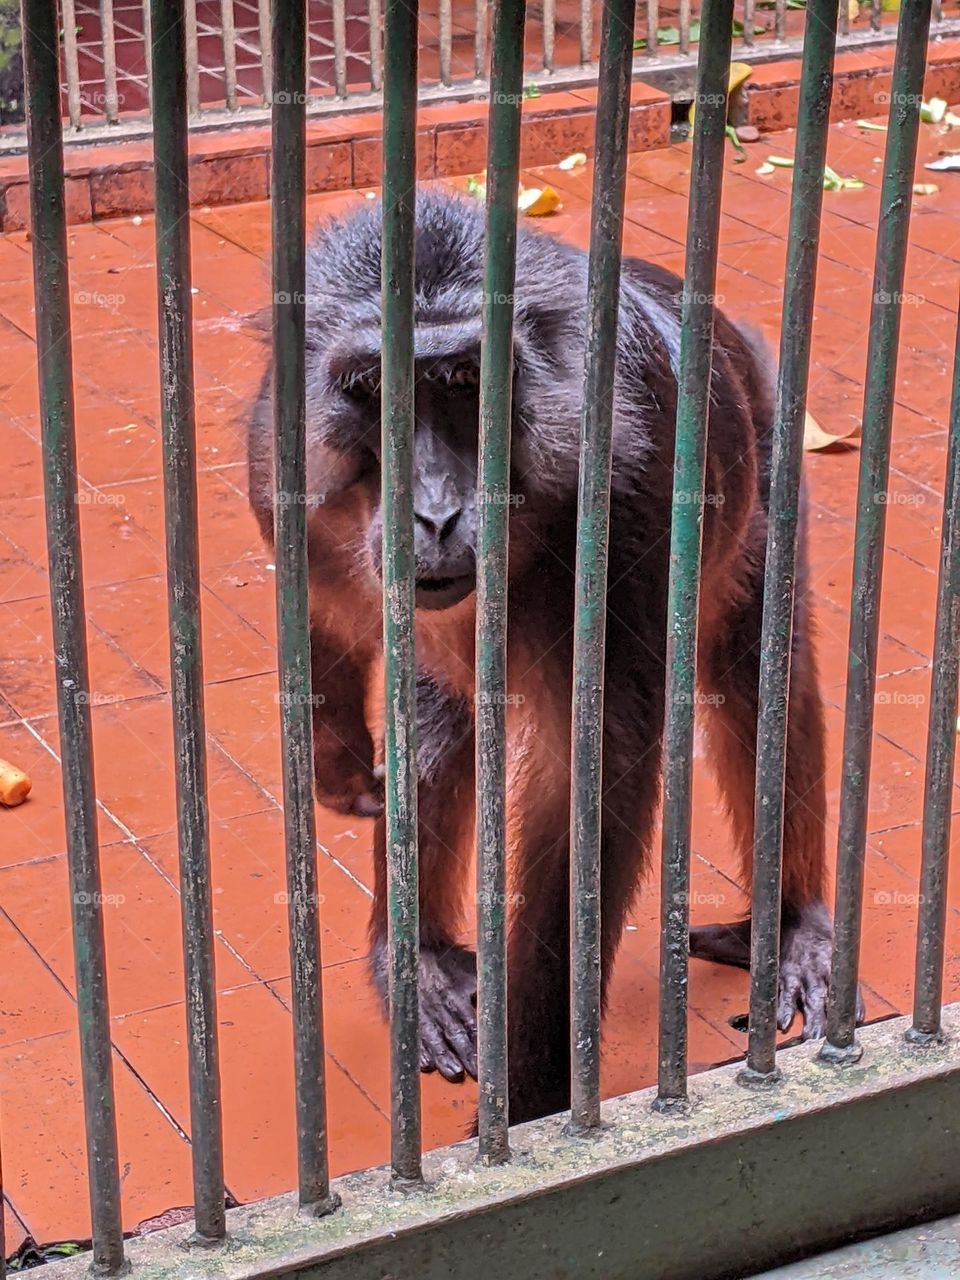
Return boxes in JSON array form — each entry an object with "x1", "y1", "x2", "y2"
[
  {"x1": 803, "y1": 410, "x2": 860, "y2": 451},
  {"x1": 519, "y1": 186, "x2": 562, "y2": 216},
  {"x1": 913, "y1": 183, "x2": 939, "y2": 196},
  {"x1": 848, "y1": 0, "x2": 860, "y2": 18}
]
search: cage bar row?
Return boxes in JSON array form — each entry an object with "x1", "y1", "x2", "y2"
[{"x1": 15, "y1": 0, "x2": 959, "y2": 1268}]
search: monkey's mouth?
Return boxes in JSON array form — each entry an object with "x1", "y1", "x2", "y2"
[{"x1": 415, "y1": 572, "x2": 475, "y2": 611}]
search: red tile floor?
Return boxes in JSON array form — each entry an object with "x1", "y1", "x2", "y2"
[{"x1": 1, "y1": 116, "x2": 960, "y2": 1251}]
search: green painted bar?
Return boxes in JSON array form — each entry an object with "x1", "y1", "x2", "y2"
[
  {"x1": 382, "y1": 0, "x2": 423, "y2": 1184},
  {"x1": 20, "y1": 1, "x2": 126, "y2": 1270},
  {"x1": 656, "y1": 0, "x2": 734, "y2": 1108},
  {"x1": 910, "y1": 306, "x2": 960, "y2": 1040},
  {"x1": 568, "y1": 0, "x2": 637, "y2": 1135},
  {"x1": 822, "y1": 0, "x2": 932, "y2": 1061},
  {"x1": 742, "y1": 0, "x2": 838, "y2": 1084},
  {"x1": 475, "y1": 0, "x2": 526, "y2": 1164},
  {"x1": 271, "y1": 0, "x2": 337, "y2": 1214},
  {"x1": 150, "y1": 0, "x2": 226, "y2": 1239}
]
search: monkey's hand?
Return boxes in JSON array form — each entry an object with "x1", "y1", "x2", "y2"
[
  {"x1": 371, "y1": 941, "x2": 477, "y2": 1082},
  {"x1": 776, "y1": 901, "x2": 865, "y2": 1040},
  {"x1": 313, "y1": 725, "x2": 384, "y2": 819}
]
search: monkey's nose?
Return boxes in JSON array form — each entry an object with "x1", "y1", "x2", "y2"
[{"x1": 414, "y1": 506, "x2": 461, "y2": 543}]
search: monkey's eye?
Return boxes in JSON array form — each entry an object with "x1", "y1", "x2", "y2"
[
  {"x1": 440, "y1": 361, "x2": 480, "y2": 392},
  {"x1": 336, "y1": 367, "x2": 381, "y2": 405}
]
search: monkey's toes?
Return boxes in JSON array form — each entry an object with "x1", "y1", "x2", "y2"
[{"x1": 417, "y1": 944, "x2": 478, "y2": 1082}]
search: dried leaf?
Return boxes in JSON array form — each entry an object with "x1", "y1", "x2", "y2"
[
  {"x1": 756, "y1": 162, "x2": 776, "y2": 176},
  {"x1": 803, "y1": 410, "x2": 860, "y2": 451},
  {"x1": 558, "y1": 151, "x2": 587, "y2": 170},
  {"x1": 913, "y1": 182, "x2": 939, "y2": 195},
  {"x1": 855, "y1": 119, "x2": 886, "y2": 131}
]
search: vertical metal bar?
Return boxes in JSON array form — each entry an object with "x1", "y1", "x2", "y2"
[
  {"x1": 909, "y1": 316, "x2": 960, "y2": 1041},
  {"x1": 258, "y1": 0, "x2": 273, "y2": 103},
  {"x1": 61, "y1": 0, "x2": 83, "y2": 128},
  {"x1": 822, "y1": 0, "x2": 933, "y2": 1063},
  {"x1": 839, "y1": 0, "x2": 849, "y2": 39},
  {"x1": 475, "y1": 0, "x2": 487, "y2": 77},
  {"x1": 774, "y1": 0, "x2": 787, "y2": 39},
  {"x1": 143, "y1": 0, "x2": 154, "y2": 112},
  {"x1": 271, "y1": 0, "x2": 338, "y2": 1215},
  {"x1": 221, "y1": 0, "x2": 239, "y2": 109},
  {"x1": 580, "y1": 0, "x2": 592, "y2": 62},
  {"x1": 185, "y1": 0, "x2": 200, "y2": 114},
  {"x1": 933, "y1": 0, "x2": 943, "y2": 23},
  {"x1": 743, "y1": 0, "x2": 756, "y2": 46},
  {"x1": 150, "y1": 0, "x2": 226, "y2": 1240},
  {"x1": 100, "y1": 0, "x2": 120, "y2": 122},
  {"x1": 21, "y1": 1, "x2": 125, "y2": 1270},
  {"x1": 476, "y1": 0, "x2": 526, "y2": 1167},
  {"x1": 871, "y1": 0, "x2": 882, "y2": 30},
  {"x1": 647, "y1": 0, "x2": 659, "y2": 55},
  {"x1": 740, "y1": 0, "x2": 838, "y2": 1086},
  {"x1": 656, "y1": 0, "x2": 734, "y2": 1110},
  {"x1": 333, "y1": 0, "x2": 348, "y2": 96},
  {"x1": 680, "y1": 0, "x2": 691, "y2": 53},
  {"x1": 543, "y1": 0, "x2": 556, "y2": 71},
  {"x1": 382, "y1": 0, "x2": 422, "y2": 1186},
  {"x1": 368, "y1": 0, "x2": 383, "y2": 91},
  {"x1": 569, "y1": 0, "x2": 637, "y2": 1136},
  {"x1": 439, "y1": 0, "x2": 453, "y2": 85}
]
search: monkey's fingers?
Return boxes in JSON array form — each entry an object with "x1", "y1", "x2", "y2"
[{"x1": 419, "y1": 1018, "x2": 467, "y2": 1082}]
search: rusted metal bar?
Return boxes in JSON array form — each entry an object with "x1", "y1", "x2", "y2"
[
  {"x1": 381, "y1": 0, "x2": 423, "y2": 1185},
  {"x1": 569, "y1": 0, "x2": 637, "y2": 1135},
  {"x1": 271, "y1": 0, "x2": 338, "y2": 1214},
  {"x1": 657, "y1": 0, "x2": 734, "y2": 1109},
  {"x1": 475, "y1": 0, "x2": 526, "y2": 1165},
  {"x1": 822, "y1": 0, "x2": 933, "y2": 1063},
  {"x1": 21, "y1": 0, "x2": 125, "y2": 1268}
]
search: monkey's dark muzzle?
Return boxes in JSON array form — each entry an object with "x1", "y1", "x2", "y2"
[{"x1": 414, "y1": 572, "x2": 475, "y2": 611}]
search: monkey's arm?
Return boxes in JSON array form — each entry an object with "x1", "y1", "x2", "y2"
[{"x1": 309, "y1": 623, "x2": 383, "y2": 819}]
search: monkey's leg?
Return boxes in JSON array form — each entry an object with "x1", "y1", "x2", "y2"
[
  {"x1": 310, "y1": 624, "x2": 382, "y2": 818},
  {"x1": 692, "y1": 553, "x2": 864, "y2": 1038},
  {"x1": 505, "y1": 712, "x2": 661, "y2": 1126},
  {"x1": 369, "y1": 672, "x2": 477, "y2": 1082}
]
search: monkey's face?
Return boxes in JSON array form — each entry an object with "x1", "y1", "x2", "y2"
[{"x1": 321, "y1": 350, "x2": 482, "y2": 613}]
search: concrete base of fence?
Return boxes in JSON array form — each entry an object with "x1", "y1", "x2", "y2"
[
  {"x1": 36, "y1": 1006, "x2": 960, "y2": 1280},
  {"x1": 4, "y1": 35, "x2": 960, "y2": 232}
]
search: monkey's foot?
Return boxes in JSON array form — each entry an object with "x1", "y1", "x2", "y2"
[
  {"x1": 418, "y1": 944, "x2": 477, "y2": 1082},
  {"x1": 690, "y1": 902, "x2": 865, "y2": 1041}
]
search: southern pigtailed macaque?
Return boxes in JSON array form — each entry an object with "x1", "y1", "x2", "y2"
[{"x1": 248, "y1": 190, "x2": 857, "y2": 1126}]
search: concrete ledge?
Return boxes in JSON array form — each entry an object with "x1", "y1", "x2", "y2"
[
  {"x1": 36, "y1": 1008, "x2": 960, "y2": 1280},
  {"x1": 736, "y1": 36, "x2": 960, "y2": 131},
  {"x1": 0, "y1": 84, "x2": 671, "y2": 231}
]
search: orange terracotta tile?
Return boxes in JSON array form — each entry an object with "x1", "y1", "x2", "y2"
[
  {"x1": 0, "y1": 910, "x2": 76, "y2": 1048},
  {"x1": 142, "y1": 807, "x2": 372, "y2": 978},
  {"x1": 32, "y1": 696, "x2": 268, "y2": 840},
  {"x1": 0, "y1": 845, "x2": 250, "y2": 1016},
  {"x1": 0, "y1": 591, "x2": 161, "y2": 721},
  {"x1": 0, "y1": 720, "x2": 125, "y2": 865},
  {"x1": 3, "y1": 1197, "x2": 28, "y2": 1257},
  {"x1": 111, "y1": 983, "x2": 389, "y2": 1201},
  {"x1": 0, "y1": 1030, "x2": 193, "y2": 1241}
]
